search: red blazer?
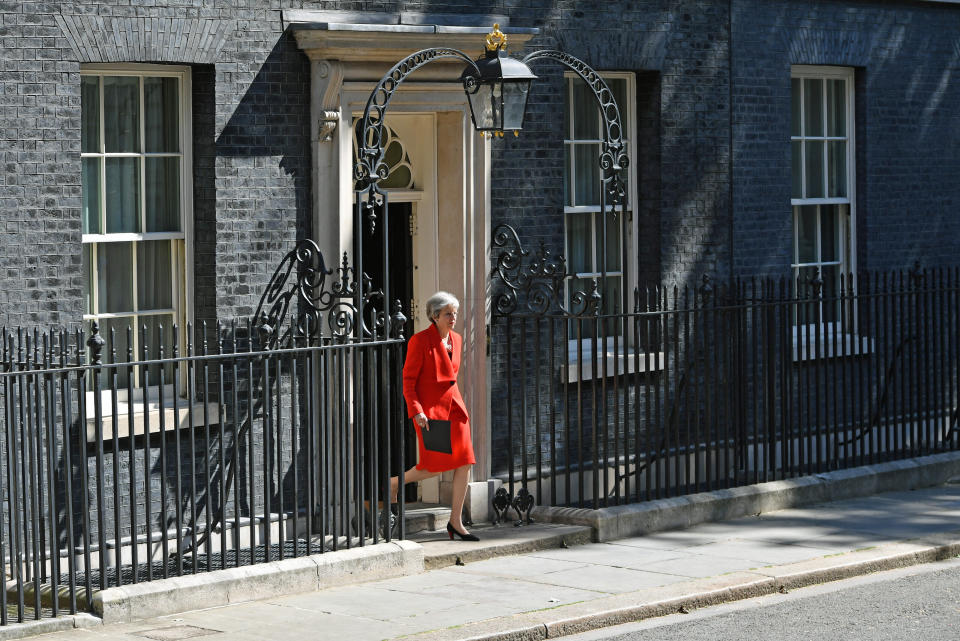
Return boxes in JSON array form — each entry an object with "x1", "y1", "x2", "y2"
[{"x1": 403, "y1": 323, "x2": 468, "y2": 421}]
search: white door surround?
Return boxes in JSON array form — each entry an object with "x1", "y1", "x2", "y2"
[{"x1": 290, "y1": 14, "x2": 538, "y2": 487}]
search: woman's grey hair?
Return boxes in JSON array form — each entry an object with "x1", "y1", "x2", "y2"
[{"x1": 425, "y1": 291, "x2": 459, "y2": 321}]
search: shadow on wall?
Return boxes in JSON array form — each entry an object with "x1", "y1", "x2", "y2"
[{"x1": 213, "y1": 31, "x2": 312, "y2": 320}]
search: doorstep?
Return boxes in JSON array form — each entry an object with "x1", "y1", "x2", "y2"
[{"x1": 406, "y1": 521, "x2": 593, "y2": 570}]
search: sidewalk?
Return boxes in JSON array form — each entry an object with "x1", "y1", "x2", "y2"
[{"x1": 20, "y1": 482, "x2": 960, "y2": 641}]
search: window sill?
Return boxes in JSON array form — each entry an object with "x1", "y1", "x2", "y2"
[
  {"x1": 792, "y1": 331, "x2": 874, "y2": 362},
  {"x1": 85, "y1": 399, "x2": 220, "y2": 441},
  {"x1": 566, "y1": 352, "x2": 665, "y2": 383}
]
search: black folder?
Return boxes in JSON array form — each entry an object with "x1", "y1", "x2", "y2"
[{"x1": 422, "y1": 419, "x2": 453, "y2": 454}]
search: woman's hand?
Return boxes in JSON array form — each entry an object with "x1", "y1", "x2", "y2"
[{"x1": 414, "y1": 413, "x2": 428, "y2": 429}]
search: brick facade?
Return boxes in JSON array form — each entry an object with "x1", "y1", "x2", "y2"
[{"x1": 2, "y1": 1, "x2": 960, "y2": 512}]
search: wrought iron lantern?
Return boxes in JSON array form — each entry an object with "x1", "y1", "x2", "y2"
[{"x1": 460, "y1": 24, "x2": 537, "y2": 135}]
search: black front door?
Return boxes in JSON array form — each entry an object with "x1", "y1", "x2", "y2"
[{"x1": 362, "y1": 201, "x2": 417, "y2": 501}]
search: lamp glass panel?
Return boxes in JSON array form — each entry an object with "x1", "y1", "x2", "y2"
[
  {"x1": 502, "y1": 81, "x2": 529, "y2": 130},
  {"x1": 490, "y1": 82, "x2": 503, "y2": 130},
  {"x1": 466, "y1": 83, "x2": 495, "y2": 130}
]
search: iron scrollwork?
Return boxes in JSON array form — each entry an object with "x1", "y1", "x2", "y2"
[
  {"x1": 254, "y1": 239, "x2": 406, "y2": 346},
  {"x1": 490, "y1": 486, "x2": 535, "y2": 527},
  {"x1": 490, "y1": 223, "x2": 601, "y2": 317},
  {"x1": 354, "y1": 47, "x2": 481, "y2": 232},
  {"x1": 521, "y1": 50, "x2": 629, "y2": 206}
]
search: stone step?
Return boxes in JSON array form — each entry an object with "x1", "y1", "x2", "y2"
[{"x1": 402, "y1": 503, "x2": 451, "y2": 534}]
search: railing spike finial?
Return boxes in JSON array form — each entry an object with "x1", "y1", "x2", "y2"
[
  {"x1": 588, "y1": 278, "x2": 602, "y2": 316},
  {"x1": 390, "y1": 299, "x2": 408, "y2": 339},
  {"x1": 909, "y1": 259, "x2": 924, "y2": 286},
  {"x1": 86, "y1": 320, "x2": 105, "y2": 365},
  {"x1": 811, "y1": 268, "x2": 824, "y2": 297},
  {"x1": 699, "y1": 273, "x2": 713, "y2": 300}
]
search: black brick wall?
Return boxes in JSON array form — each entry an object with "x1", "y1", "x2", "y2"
[
  {"x1": 732, "y1": 0, "x2": 960, "y2": 276},
  {"x1": 3, "y1": 1, "x2": 960, "y2": 516}
]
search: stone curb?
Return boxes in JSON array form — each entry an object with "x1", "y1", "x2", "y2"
[
  {"x1": 92, "y1": 540, "x2": 424, "y2": 624},
  {"x1": 0, "y1": 614, "x2": 100, "y2": 641},
  {"x1": 531, "y1": 450, "x2": 960, "y2": 541},
  {"x1": 398, "y1": 531, "x2": 960, "y2": 641},
  {"x1": 424, "y1": 525, "x2": 593, "y2": 570}
]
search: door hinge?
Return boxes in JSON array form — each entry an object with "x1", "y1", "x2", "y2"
[{"x1": 408, "y1": 211, "x2": 417, "y2": 236}]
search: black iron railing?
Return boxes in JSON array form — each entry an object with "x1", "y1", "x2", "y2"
[
  {"x1": 490, "y1": 249, "x2": 960, "y2": 510},
  {"x1": 0, "y1": 321, "x2": 406, "y2": 625}
]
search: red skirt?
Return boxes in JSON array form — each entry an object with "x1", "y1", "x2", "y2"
[{"x1": 413, "y1": 408, "x2": 476, "y2": 473}]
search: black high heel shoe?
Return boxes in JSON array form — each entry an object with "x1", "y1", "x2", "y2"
[{"x1": 446, "y1": 522, "x2": 479, "y2": 542}]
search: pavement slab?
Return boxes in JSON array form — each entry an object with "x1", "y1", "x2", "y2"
[{"x1": 6, "y1": 483, "x2": 960, "y2": 641}]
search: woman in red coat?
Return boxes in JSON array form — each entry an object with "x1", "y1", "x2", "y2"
[{"x1": 391, "y1": 291, "x2": 478, "y2": 541}]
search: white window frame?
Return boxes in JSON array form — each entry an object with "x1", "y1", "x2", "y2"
[
  {"x1": 563, "y1": 71, "x2": 656, "y2": 380},
  {"x1": 563, "y1": 71, "x2": 637, "y2": 311},
  {"x1": 790, "y1": 66, "x2": 867, "y2": 359},
  {"x1": 80, "y1": 64, "x2": 202, "y2": 435},
  {"x1": 81, "y1": 64, "x2": 194, "y2": 363}
]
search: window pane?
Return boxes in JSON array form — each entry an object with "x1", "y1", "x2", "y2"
[
  {"x1": 82, "y1": 158, "x2": 101, "y2": 234},
  {"x1": 827, "y1": 140, "x2": 847, "y2": 197},
  {"x1": 574, "y1": 144, "x2": 601, "y2": 206},
  {"x1": 97, "y1": 242, "x2": 133, "y2": 314},
  {"x1": 103, "y1": 76, "x2": 140, "y2": 153},
  {"x1": 609, "y1": 78, "x2": 629, "y2": 140},
  {"x1": 137, "y1": 240, "x2": 173, "y2": 311},
  {"x1": 564, "y1": 145, "x2": 572, "y2": 206},
  {"x1": 144, "y1": 77, "x2": 179, "y2": 153},
  {"x1": 563, "y1": 80, "x2": 571, "y2": 138},
  {"x1": 791, "y1": 141, "x2": 802, "y2": 198},
  {"x1": 790, "y1": 78, "x2": 801, "y2": 138},
  {"x1": 567, "y1": 212, "x2": 591, "y2": 274},
  {"x1": 598, "y1": 275, "x2": 621, "y2": 336},
  {"x1": 599, "y1": 211, "x2": 621, "y2": 272},
  {"x1": 105, "y1": 157, "x2": 141, "y2": 233},
  {"x1": 83, "y1": 244, "x2": 93, "y2": 315},
  {"x1": 821, "y1": 205, "x2": 838, "y2": 262},
  {"x1": 804, "y1": 140, "x2": 824, "y2": 198},
  {"x1": 145, "y1": 157, "x2": 180, "y2": 232},
  {"x1": 826, "y1": 79, "x2": 846, "y2": 137},
  {"x1": 803, "y1": 78, "x2": 823, "y2": 137},
  {"x1": 795, "y1": 266, "x2": 819, "y2": 324},
  {"x1": 142, "y1": 314, "x2": 175, "y2": 382},
  {"x1": 100, "y1": 317, "x2": 133, "y2": 386},
  {"x1": 796, "y1": 205, "x2": 817, "y2": 264},
  {"x1": 820, "y1": 265, "x2": 839, "y2": 322},
  {"x1": 572, "y1": 80, "x2": 600, "y2": 140},
  {"x1": 81, "y1": 76, "x2": 100, "y2": 153}
]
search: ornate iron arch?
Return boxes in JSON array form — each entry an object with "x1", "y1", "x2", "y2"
[
  {"x1": 521, "y1": 50, "x2": 629, "y2": 207},
  {"x1": 354, "y1": 48, "x2": 481, "y2": 214},
  {"x1": 489, "y1": 50, "x2": 631, "y2": 318}
]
